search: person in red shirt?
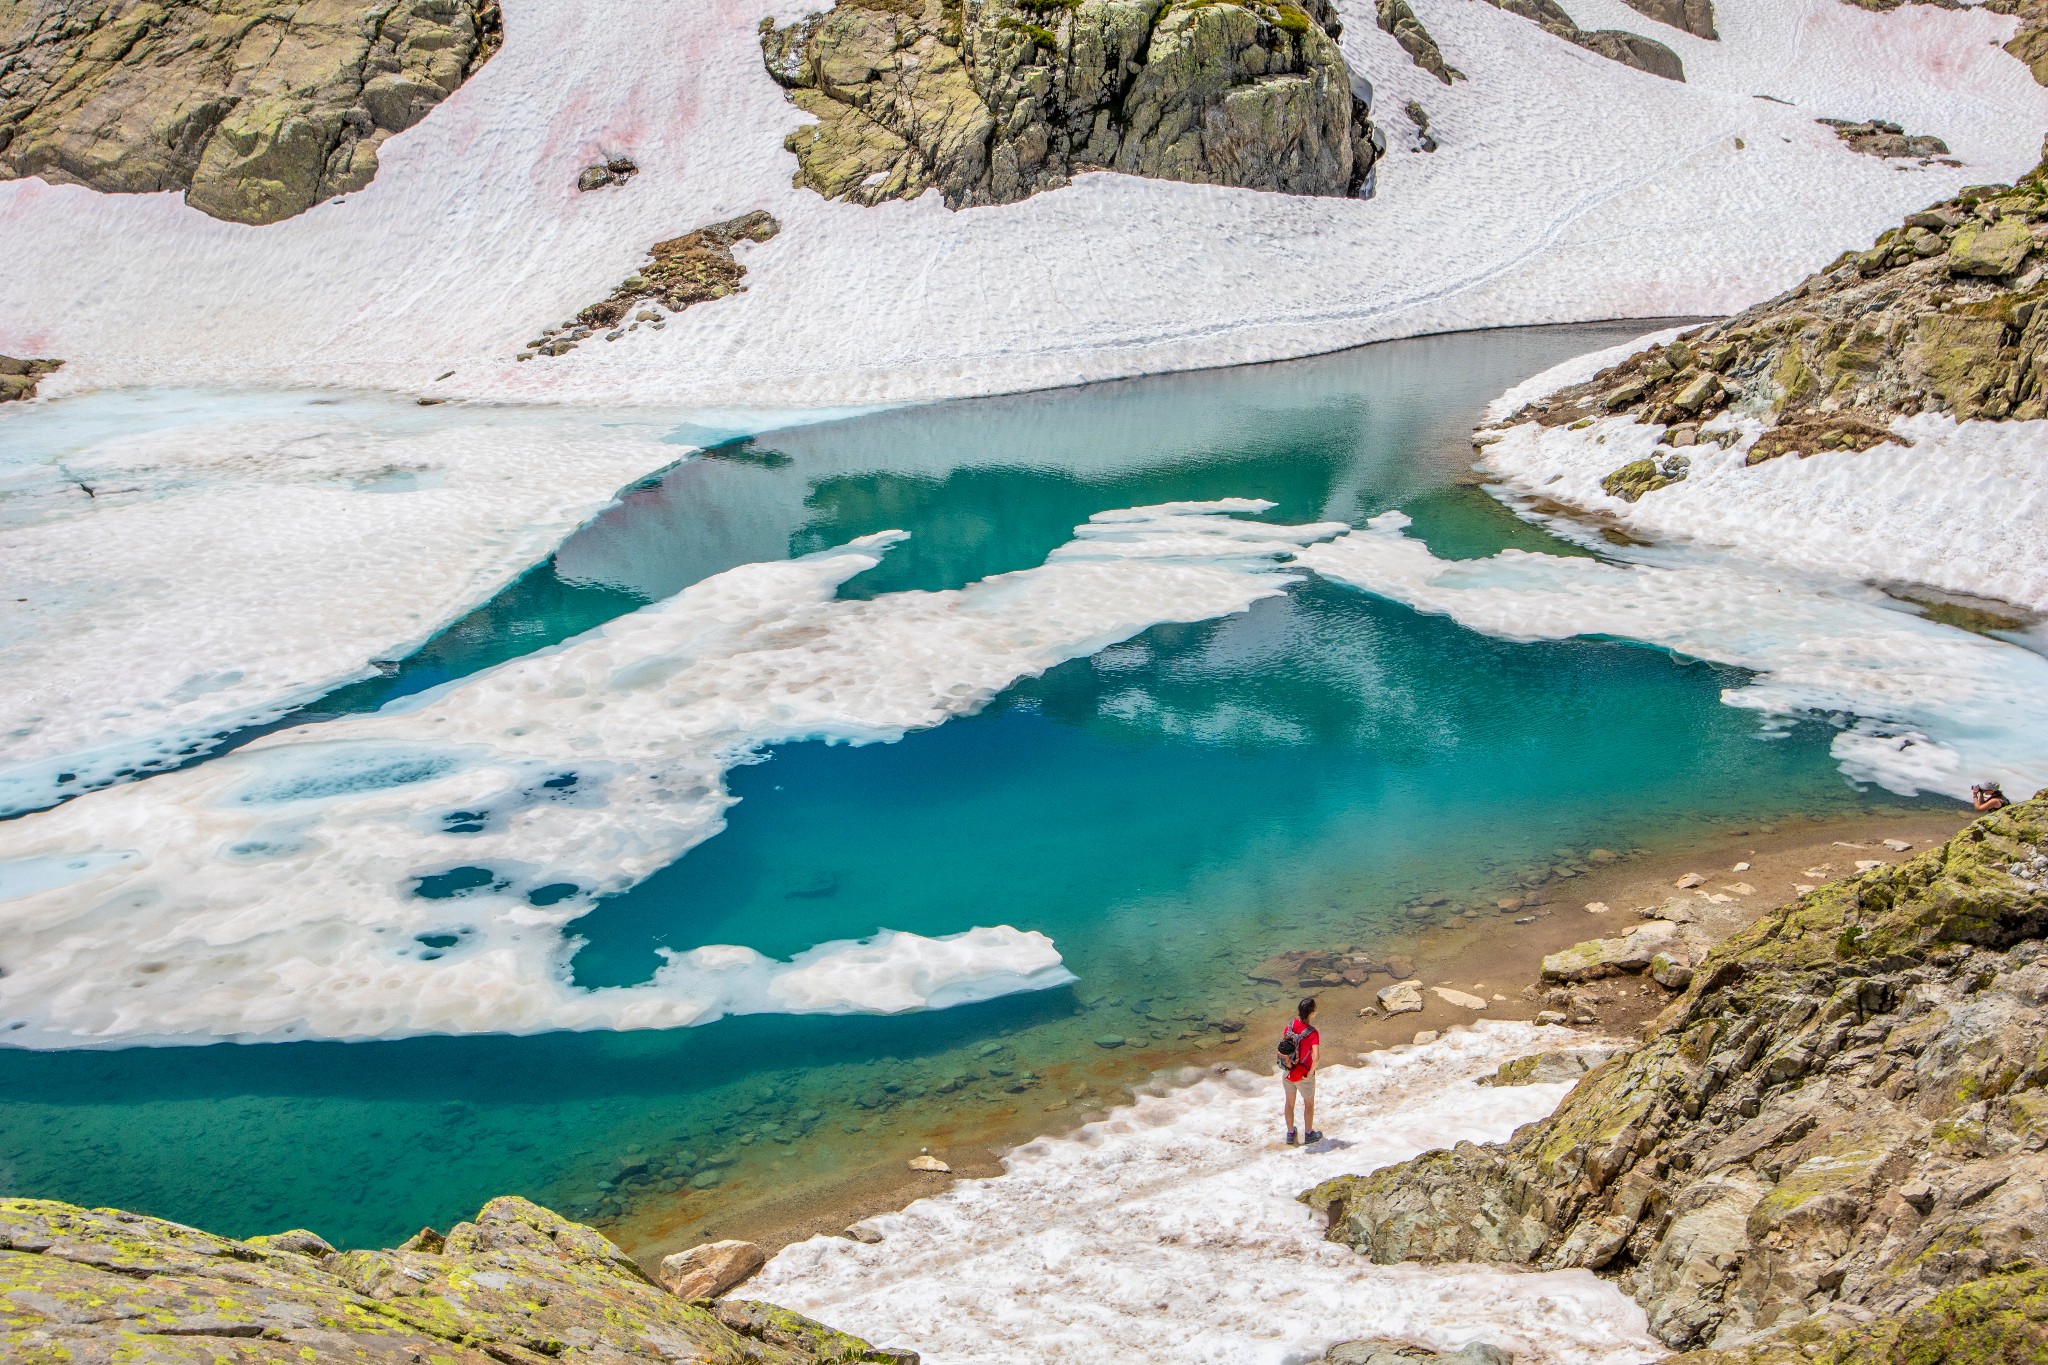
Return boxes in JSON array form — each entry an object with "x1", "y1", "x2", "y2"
[{"x1": 1281, "y1": 996, "x2": 1322, "y2": 1146}]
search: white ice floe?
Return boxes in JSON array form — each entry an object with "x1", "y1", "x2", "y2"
[
  {"x1": 0, "y1": 391, "x2": 685, "y2": 815},
  {"x1": 1, "y1": 0, "x2": 2040, "y2": 408},
  {"x1": 753, "y1": 1021, "x2": 1660, "y2": 1365},
  {"x1": 0, "y1": 502, "x2": 1344, "y2": 1047},
  {"x1": 1477, "y1": 409, "x2": 2048, "y2": 616},
  {"x1": 1298, "y1": 513, "x2": 2048, "y2": 801}
]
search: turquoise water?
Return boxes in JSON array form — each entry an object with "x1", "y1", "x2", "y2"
[{"x1": 0, "y1": 323, "x2": 1937, "y2": 1252}]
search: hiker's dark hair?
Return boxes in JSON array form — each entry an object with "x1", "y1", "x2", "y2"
[{"x1": 1297, "y1": 996, "x2": 1317, "y2": 1020}]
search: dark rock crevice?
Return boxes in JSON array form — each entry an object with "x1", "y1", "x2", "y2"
[{"x1": 759, "y1": 0, "x2": 1379, "y2": 209}]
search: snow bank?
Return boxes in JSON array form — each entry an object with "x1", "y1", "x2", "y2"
[
  {"x1": 1298, "y1": 513, "x2": 2048, "y2": 800},
  {"x1": 0, "y1": 391, "x2": 687, "y2": 815},
  {"x1": 0, "y1": 502, "x2": 1343, "y2": 1047},
  {"x1": 753, "y1": 1021, "x2": 1660, "y2": 1365},
  {"x1": 1478, "y1": 411, "x2": 2048, "y2": 617},
  {"x1": 1, "y1": 0, "x2": 2040, "y2": 407}
]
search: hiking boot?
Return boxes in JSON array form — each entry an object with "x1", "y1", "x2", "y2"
[
  {"x1": 1303, "y1": 1130, "x2": 1323, "y2": 1143},
  {"x1": 1285, "y1": 1129, "x2": 1299, "y2": 1146}
]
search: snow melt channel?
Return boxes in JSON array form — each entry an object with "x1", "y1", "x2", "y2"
[
  {"x1": 1299, "y1": 514, "x2": 2048, "y2": 801},
  {"x1": 0, "y1": 502, "x2": 1345, "y2": 1047},
  {"x1": 753, "y1": 1021, "x2": 1660, "y2": 1365}
]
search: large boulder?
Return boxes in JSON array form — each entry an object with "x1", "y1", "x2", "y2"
[
  {"x1": 1539, "y1": 920, "x2": 1678, "y2": 981},
  {"x1": 659, "y1": 1238, "x2": 768, "y2": 1300},
  {"x1": 0, "y1": 1193, "x2": 908, "y2": 1363},
  {"x1": 759, "y1": 0, "x2": 1379, "y2": 209},
  {"x1": 0, "y1": 0, "x2": 502, "y2": 224},
  {"x1": 1619, "y1": 0, "x2": 1715, "y2": 39}
]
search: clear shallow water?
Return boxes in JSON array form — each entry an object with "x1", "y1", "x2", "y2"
[{"x1": 0, "y1": 323, "x2": 1939, "y2": 1251}]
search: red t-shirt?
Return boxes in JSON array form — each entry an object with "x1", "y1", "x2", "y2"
[{"x1": 1284, "y1": 1020, "x2": 1319, "y2": 1082}]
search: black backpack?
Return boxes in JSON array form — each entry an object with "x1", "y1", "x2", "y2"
[{"x1": 1276, "y1": 1025, "x2": 1302, "y2": 1071}]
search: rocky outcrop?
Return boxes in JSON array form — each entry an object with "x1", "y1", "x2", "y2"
[
  {"x1": 0, "y1": 0, "x2": 501, "y2": 225},
  {"x1": 0, "y1": 353, "x2": 60, "y2": 401},
  {"x1": 1315, "y1": 1341, "x2": 1513, "y2": 1365},
  {"x1": 519, "y1": 211, "x2": 781, "y2": 361},
  {"x1": 0, "y1": 1193, "x2": 910, "y2": 1364},
  {"x1": 1479, "y1": 0, "x2": 1685, "y2": 80},
  {"x1": 1620, "y1": 0, "x2": 1715, "y2": 39},
  {"x1": 1508, "y1": 159, "x2": 2048, "y2": 489},
  {"x1": 1378, "y1": 0, "x2": 1462, "y2": 84},
  {"x1": 1305, "y1": 797, "x2": 2048, "y2": 1352},
  {"x1": 758, "y1": 0, "x2": 1379, "y2": 209},
  {"x1": 1819, "y1": 117, "x2": 1951, "y2": 163}
]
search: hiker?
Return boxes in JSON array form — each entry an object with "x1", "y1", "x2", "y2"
[
  {"x1": 1278, "y1": 996, "x2": 1322, "y2": 1146},
  {"x1": 1973, "y1": 782, "x2": 2009, "y2": 813}
]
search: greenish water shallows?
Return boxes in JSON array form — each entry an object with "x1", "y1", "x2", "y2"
[{"x1": 0, "y1": 324, "x2": 1939, "y2": 1252}]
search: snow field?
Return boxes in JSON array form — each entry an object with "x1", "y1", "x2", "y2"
[
  {"x1": 0, "y1": 502, "x2": 1343, "y2": 1047},
  {"x1": 1478, "y1": 410, "x2": 2048, "y2": 617},
  {"x1": 752, "y1": 1021, "x2": 1661, "y2": 1365},
  {"x1": 0, "y1": 0, "x2": 2040, "y2": 407},
  {"x1": 1299, "y1": 512, "x2": 2048, "y2": 801}
]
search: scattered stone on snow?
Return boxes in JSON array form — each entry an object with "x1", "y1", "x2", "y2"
[
  {"x1": 1819, "y1": 117, "x2": 1953, "y2": 163},
  {"x1": 523, "y1": 211, "x2": 780, "y2": 359},
  {"x1": 577, "y1": 157, "x2": 640, "y2": 191},
  {"x1": 0, "y1": 0, "x2": 502, "y2": 225},
  {"x1": 1379, "y1": 0, "x2": 1463, "y2": 84},
  {"x1": 1403, "y1": 99, "x2": 1439, "y2": 152},
  {"x1": 758, "y1": 0, "x2": 1381, "y2": 209}
]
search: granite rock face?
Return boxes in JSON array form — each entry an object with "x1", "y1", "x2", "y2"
[
  {"x1": 1619, "y1": 0, "x2": 1715, "y2": 39},
  {"x1": 1377, "y1": 0, "x2": 1461, "y2": 84},
  {"x1": 0, "y1": 1193, "x2": 909, "y2": 1364},
  {"x1": 759, "y1": 0, "x2": 1379, "y2": 209},
  {"x1": 1305, "y1": 798, "x2": 2048, "y2": 1353},
  {"x1": 0, "y1": 0, "x2": 502, "y2": 225}
]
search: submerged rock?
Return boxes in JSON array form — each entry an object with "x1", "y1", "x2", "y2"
[
  {"x1": 1305, "y1": 796, "x2": 2048, "y2": 1352},
  {"x1": 0, "y1": 1193, "x2": 905, "y2": 1362},
  {"x1": 758, "y1": 0, "x2": 1379, "y2": 209},
  {"x1": 0, "y1": 0, "x2": 502, "y2": 225}
]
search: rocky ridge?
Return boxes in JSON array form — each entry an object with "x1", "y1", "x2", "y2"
[
  {"x1": 1495, "y1": 152, "x2": 2048, "y2": 500},
  {"x1": 0, "y1": 1192, "x2": 911, "y2": 1364},
  {"x1": 0, "y1": 353, "x2": 61, "y2": 402},
  {"x1": 1478, "y1": 0, "x2": 1686, "y2": 81},
  {"x1": 1304, "y1": 796, "x2": 2048, "y2": 1356},
  {"x1": 0, "y1": 0, "x2": 501, "y2": 225},
  {"x1": 518, "y1": 211, "x2": 781, "y2": 361},
  {"x1": 759, "y1": 0, "x2": 1379, "y2": 209}
]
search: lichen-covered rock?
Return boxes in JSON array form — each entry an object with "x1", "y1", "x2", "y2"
[
  {"x1": 0, "y1": 354, "x2": 61, "y2": 402},
  {"x1": 1304, "y1": 797, "x2": 2048, "y2": 1352},
  {"x1": 0, "y1": 1193, "x2": 906, "y2": 1363},
  {"x1": 659, "y1": 1238, "x2": 768, "y2": 1300},
  {"x1": 759, "y1": 0, "x2": 1378, "y2": 209},
  {"x1": 1539, "y1": 921, "x2": 1677, "y2": 981},
  {"x1": 1378, "y1": 0, "x2": 1462, "y2": 84},
  {"x1": 0, "y1": 0, "x2": 502, "y2": 225},
  {"x1": 1478, "y1": 1045, "x2": 1631, "y2": 1086},
  {"x1": 1513, "y1": 161, "x2": 2048, "y2": 436},
  {"x1": 1598, "y1": 450, "x2": 1688, "y2": 500}
]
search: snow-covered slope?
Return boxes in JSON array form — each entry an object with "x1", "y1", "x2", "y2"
[{"x1": 1, "y1": 0, "x2": 2041, "y2": 408}]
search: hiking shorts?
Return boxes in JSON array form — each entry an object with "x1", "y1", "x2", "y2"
[{"x1": 1284, "y1": 1073, "x2": 1315, "y2": 1101}]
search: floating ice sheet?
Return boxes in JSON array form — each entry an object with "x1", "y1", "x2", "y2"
[
  {"x1": 753, "y1": 1021, "x2": 1661, "y2": 1365},
  {"x1": 1299, "y1": 513, "x2": 2048, "y2": 800},
  {"x1": 0, "y1": 392, "x2": 682, "y2": 816},
  {"x1": 0, "y1": 503, "x2": 1343, "y2": 1047}
]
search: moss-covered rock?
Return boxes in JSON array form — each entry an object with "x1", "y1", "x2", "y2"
[
  {"x1": 1304, "y1": 798, "x2": 2048, "y2": 1351},
  {"x1": 0, "y1": 354, "x2": 61, "y2": 403},
  {"x1": 0, "y1": 1193, "x2": 909, "y2": 1364},
  {"x1": 0, "y1": 0, "x2": 501, "y2": 225},
  {"x1": 759, "y1": 0, "x2": 1378, "y2": 209}
]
